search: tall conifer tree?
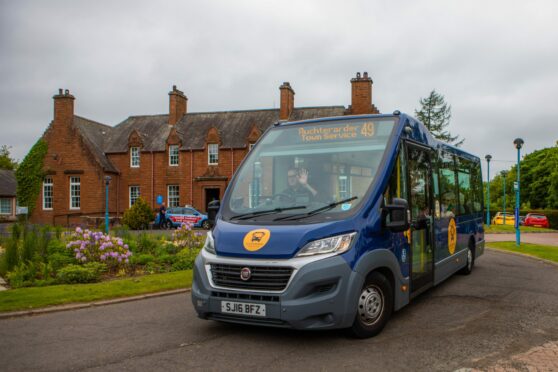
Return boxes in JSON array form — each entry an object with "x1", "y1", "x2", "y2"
[{"x1": 415, "y1": 90, "x2": 463, "y2": 147}]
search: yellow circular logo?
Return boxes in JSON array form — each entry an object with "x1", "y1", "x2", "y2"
[
  {"x1": 448, "y1": 218, "x2": 457, "y2": 255},
  {"x1": 243, "y1": 229, "x2": 271, "y2": 251}
]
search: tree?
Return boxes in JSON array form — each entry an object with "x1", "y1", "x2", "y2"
[
  {"x1": 0, "y1": 145, "x2": 18, "y2": 170},
  {"x1": 415, "y1": 90, "x2": 464, "y2": 147},
  {"x1": 121, "y1": 198, "x2": 154, "y2": 230},
  {"x1": 487, "y1": 146, "x2": 558, "y2": 211}
]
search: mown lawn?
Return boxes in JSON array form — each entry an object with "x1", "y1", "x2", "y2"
[
  {"x1": 484, "y1": 224, "x2": 556, "y2": 234},
  {"x1": 0, "y1": 270, "x2": 192, "y2": 313},
  {"x1": 487, "y1": 242, "x2": 558, "y2": 263}
]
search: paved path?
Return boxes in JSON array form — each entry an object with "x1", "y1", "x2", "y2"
[
  {"x1": 486, "y1": 233, "x2": 558, "y2": 246},
  {"x1": 0, "y1": 250, "x2": 557, "y2": 372}
]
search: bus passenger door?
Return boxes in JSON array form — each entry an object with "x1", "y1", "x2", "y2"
[{"x1": 407, "y1": 144, "x2": 434, "y2": 295}]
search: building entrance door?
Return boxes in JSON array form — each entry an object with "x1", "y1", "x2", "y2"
[{"x1": 204, "y1": 188, "x2": 220, "y2": 212}]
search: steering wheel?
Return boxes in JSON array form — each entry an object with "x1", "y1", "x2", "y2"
[{"x1": 271, "y1": 192, "x2": 295, "y2": 203}]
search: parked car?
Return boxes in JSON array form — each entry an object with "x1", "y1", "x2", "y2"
[
  {"x1": 492, "y1": 212, "x2": 515, "y2": 226},
  {"x1": 524, "y1": 213, "x2": 550, "y2": 228},
  {"x1": 154, "y1": 206, "x2": 210, "y2": 229}
]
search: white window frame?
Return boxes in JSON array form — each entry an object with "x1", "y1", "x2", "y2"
[
  {"x1": 249, "y1": 143, "x2": 255, "y2": 151},
  {"x1": 0, "y1": 198, "x2": 12, "y2": 215},
  {"x1": 169, "y1": 145, "x2": 179, "y2": 166},
  {"x1": 43, "y1": 176, "x2": 53, "y2": 210},
  {"x1": 168, "y1": 185, "x2": 180, "y2": 207},
  {"x1": 69, "y1": 177, "x2": 81, "y2": 210},
  {"x1": 339, "y1": 175, "x2": 351, "y2": 199},
  {"x1": 129, "y1": 186, "x2": 140, "y2": 207},
  {"x1": 208, "y1": 144, "x2": 219, "y2": 165},
  {"x1": 130, "y1": 147, "x2": 140, "y2": 168}
]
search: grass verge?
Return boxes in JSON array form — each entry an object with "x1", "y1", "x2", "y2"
[
  {"x1": 487, "y1": 242, "x2": 558, "y2": 263},
  {"x1": 484, "y1": 224, "x2": 556, "y2": 234},
  {"x1": 0, "y1": 270, "x2": 192, "y2": 313}
]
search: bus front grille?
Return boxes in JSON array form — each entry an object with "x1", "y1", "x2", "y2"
[{"x1": 210, "y1": 264, "x2": 293, "y2": 291}]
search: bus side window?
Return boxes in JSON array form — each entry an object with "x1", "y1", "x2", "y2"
[
  {"x1": 439, "y1": 152, "x2": 458, "y2": 218},
  {"x1": 384, "y1": 146, "x2": 408, "y2": 204},
  {"x1": 432, "y1": 152, "x2": 441, "y2": 219},
  {"x1": 456, "y1": 157, "x2": 472, "y2": 215}
]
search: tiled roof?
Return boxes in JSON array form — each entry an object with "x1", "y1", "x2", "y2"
[
  {"x1": 0, "y1": 169, "x2": 16, "y2": 196},
  {"x1": 72, "y1": 106, "x2": 348, "y2": 172},
  {"x1": 73, "y1": 116, "x2": 118, "y2": 173}
]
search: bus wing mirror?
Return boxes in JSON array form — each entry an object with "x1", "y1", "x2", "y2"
[
  {"x1": 207, "y1": 200, "x2": 220, "y2": 227},
  {"x1": 383, "y1": 198, "x2": 410, "y2": 233}
]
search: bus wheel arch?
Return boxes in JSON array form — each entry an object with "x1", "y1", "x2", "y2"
[{"x1": 349, "y1": 269, "x2": 394, "y2": 338}]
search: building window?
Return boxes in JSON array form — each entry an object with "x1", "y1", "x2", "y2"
[
  {"x1": 129, "y1": 186, "x2": 140, "y2": 207},
  {"x1": 0, "y1": 198, "x2": 12, "y2": 215},
  {"x1": 169, "y1": 145, "x2": 179, "y2": 166},
  {"x1": 43, "y1": 177, "x2": 53, "y2": 210},
  {"x1": 208, "y1": 144, "x2": 219, "y2": 165},
  {"x1": 130, "y1": 147, "x2": 140, "y2": 168},
  {"x1": 70, "y1": 177, "x2": 80, "y2": 209},
  {"x1": 338, "y1": 176, "x2": 350, "y2": 199},
  {"x1": 168, "y1": 185, "x2": 180, "y2": 207}
]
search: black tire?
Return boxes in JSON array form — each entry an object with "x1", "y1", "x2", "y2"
[
  {"x1": 460, "y1": 241, "x2": 475, "y2": 275},
  {"x1": 201, "y1": 220, "x2": 210, "y2": 230},
  {"x1": 349, "y1": 271, "x2": 393, "y2": 338},
  {"x1": 164, "y1": 220, "x2": 174, "y2": 229}
]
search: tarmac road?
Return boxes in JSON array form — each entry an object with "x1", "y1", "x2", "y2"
[{"x1": 0, "y1": 249, "x2": 557, "y2": 372}]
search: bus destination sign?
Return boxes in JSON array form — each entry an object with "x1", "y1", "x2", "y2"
[{"x1": 298, "y1": 121, "x2": 375, "y2": 143}]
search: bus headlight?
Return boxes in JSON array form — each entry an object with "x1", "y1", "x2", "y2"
[
  {"x1": 296, "y1": 232, "x2": 356, "y2": 257},
  {"x1": 203, "y1": 231, "x2": 216, "y2": 254}
]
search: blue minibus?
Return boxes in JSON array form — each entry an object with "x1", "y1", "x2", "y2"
[{"x1": 192, "y1": 112, "x2": 484, "y2": 338}]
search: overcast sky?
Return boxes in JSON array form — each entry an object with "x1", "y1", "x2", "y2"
[{"x1": 1, "y1": 0, "x2": 557, "y2": 181}]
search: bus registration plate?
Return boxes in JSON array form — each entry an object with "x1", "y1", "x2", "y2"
[{"x1": 221, "y1": 301, "x2": 266, "y2": 317}]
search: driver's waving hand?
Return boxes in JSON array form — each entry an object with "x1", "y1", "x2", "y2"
[{"x1": 283, "y1": 168, "x2": 318, "y2": 201}]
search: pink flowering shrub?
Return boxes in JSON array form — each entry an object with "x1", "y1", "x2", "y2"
[
  {"x1": 172, "y1": 222, "x2": 205, "y2": 252},
  {"x1": 169, "y1": 222, "x2": 205, "y2": 271},
  {"x1": 66, "y1": 227, "x2": 132, "y2": 269}
]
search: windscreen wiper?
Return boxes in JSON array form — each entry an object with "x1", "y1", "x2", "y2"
[
  {"x1": 230, "y1": 205, "x2": 306, "y2": 221},
  {"x1": 273, "y1": 196, "x2": 358, "y2": 221}
]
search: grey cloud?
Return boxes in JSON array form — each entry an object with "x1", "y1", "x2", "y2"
[{"x1": 1, "y1": 0, "x2": 557, "y2": 182}]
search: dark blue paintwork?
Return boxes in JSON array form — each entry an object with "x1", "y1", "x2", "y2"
[{"x1": 214, "y1": 113, "x2": 483, "y2": 278}]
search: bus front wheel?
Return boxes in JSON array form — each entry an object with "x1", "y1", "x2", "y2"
[{"x1": 349, "y1": 271, "x2": 393, "y2": 338}]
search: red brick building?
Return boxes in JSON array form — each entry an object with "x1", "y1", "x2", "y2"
[{"x1": 30, "y1": 72, "x2": 380, "y2": 226}]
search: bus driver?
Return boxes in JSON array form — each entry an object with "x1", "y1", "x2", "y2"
[{"x1": 282, "y1": 167, "x2": 318, "y2": 201}]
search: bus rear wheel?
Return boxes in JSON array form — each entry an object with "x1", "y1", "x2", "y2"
[
  {"x1": 460, "y1": 244, "x2": 475, "y2": 275},
  {"x1": 349, "y1": 271, "x2": 393, "y2": 338}
]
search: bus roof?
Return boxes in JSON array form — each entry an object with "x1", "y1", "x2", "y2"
[{"x1": 275, "y1": 112, "x2": 480, "y2": 162}]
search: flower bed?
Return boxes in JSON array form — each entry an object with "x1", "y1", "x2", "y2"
[{"x1": 0, "y1": 222, "x2": 205, "y2": 288}]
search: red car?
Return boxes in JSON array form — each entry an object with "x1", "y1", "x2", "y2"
[{"x1": 523, "y1": 213, "x2": 550, "y2": 228}]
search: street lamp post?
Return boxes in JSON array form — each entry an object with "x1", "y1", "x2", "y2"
[
  {"x1": 104, "y1": 176, "x2": 111, "y2": 234},
  {"x1": 485, "y1": 155, "x2": 492, "y2": 225},
  {"x1": 502, "y1": 170, "x2": 508, "y2": 225},
  {"x1": 513, "y1": 138, "x2": 524, "y2": 246}
]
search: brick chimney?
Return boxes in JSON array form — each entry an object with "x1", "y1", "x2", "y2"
[
  {"x1": 347, "y1": 72, "x2": 379, "y2": 115},
  {"x1": 279, "y1": 82, "x2": 295, "y2": 121},
  {"x1": 53, "y1": 88, "x2": 75, "y2": 127},
  {"x1": 169, "y1": 85, "x2": 187, "y2": 125}
]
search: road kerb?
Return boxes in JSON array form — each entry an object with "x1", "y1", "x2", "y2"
[
  {"x1": 0, "y1": 288, "x2": 191, "y2": 320},
  {"x1": 486, "y1": 246, "x2": 558, "y2": 267}
]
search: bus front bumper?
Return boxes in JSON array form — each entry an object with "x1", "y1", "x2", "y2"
[{"x1": 191, "y1": 250, "x2": 361, "y2": 330}]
